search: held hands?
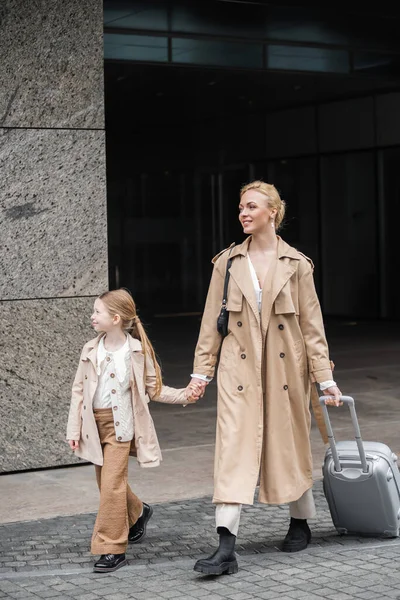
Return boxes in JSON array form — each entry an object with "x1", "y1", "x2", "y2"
[
  {"x1": 322, "y1": 385, "x2": 343, "y2": 407},
  {"x1": 68, "y1": 440, "x2": 79, "y2": 451},
  {"x1": 184, "y1": 378, "x2": 208, "y2": 404}
]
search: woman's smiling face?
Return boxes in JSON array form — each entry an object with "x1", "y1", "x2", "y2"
[{"x1": 239, "y1": 189, "x2": 276, "y2": 235}]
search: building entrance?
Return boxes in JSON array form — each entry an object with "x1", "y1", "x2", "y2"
[{"x1": 104, "y1": 2, "x2": 400, "y2": 319}]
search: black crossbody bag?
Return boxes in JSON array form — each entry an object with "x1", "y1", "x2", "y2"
[{"x1": 216, "y1": 248, "x2": 234, "y2": 338}]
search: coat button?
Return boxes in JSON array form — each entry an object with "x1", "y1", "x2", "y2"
[
  {"x1": 280, "y1": 352, "x2": 285, "y2": 358},
  {"x1": 115, "y1": 421, "x2": 120, "y2": 426},
  {"x1": 110, "y1": 373, "x2": 115, "y2": 378},
  {"x1": 113, "y1": 406, "x2": 118, "y2": 410},
  {"x1": 86, "y1": 434, "x2": 89, "y2": 439},
  {"x1": 237, "y1": 321, "x2": 242, "y2": 327},
  {"x1": 283, "y1": 385, "x2": 288, "y2": 390},
  {"x1": 106, "y1": 356, "x2": 111, "y2": 362},
  {"x1": 241, "y1": 353, "x2": 246, "y2": 359},
  {"x1": 111, "y1": 389, "x2": 116, "y2": 394},
  {"x1": 278, "y1": 324, "x2": 284, "y2": 330},
  {"x1": 117, "y1": 436, "x2": 122, "y2": 441},
  {"x1": 238, "y1": 385, "x2": 243, "y2": 391},
  {"x1": 84, "y1": 375, "x2": 88, "y2": 379},
  {"x1": 83, "y1": 405, "x2": 86, "y2": 410}
]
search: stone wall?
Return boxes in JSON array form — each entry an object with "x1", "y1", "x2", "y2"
[{"x1": 0, "y1": 0, "x2": 107, "y2": 471}]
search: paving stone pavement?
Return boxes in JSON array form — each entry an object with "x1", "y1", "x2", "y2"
[{"x1": 2, "y1": 481, "x2": 400, "y2": 599}]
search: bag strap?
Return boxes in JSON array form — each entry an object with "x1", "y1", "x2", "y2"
[{"x1": 221, "y1": 247, "x2": 235, "y2": 307}]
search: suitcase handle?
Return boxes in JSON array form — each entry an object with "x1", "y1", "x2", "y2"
[{"x1": 319, "y1": 395, "x2": 368, "y2": 473}]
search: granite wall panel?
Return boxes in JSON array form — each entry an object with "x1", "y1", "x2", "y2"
[
  {"x1": 0, "y1": 0, "x2": 104, "y2": 129},
  {"x1": 0, "y1": 297, "x2": 96, "y2": 472},
  {"x1": 0, "y1": 128, "x2": 108, "y2": 300}
]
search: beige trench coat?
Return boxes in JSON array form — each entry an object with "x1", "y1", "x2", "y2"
[
  {"x1": 66, "y1": 334, "x2": 187, "y2": 467},
  {"x1": 193, "y1": 236, "x2": 333, "y2": 506}
]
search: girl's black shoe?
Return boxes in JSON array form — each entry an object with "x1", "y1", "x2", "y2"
[
  {"x1": 129, "y1": 503, "x2": 153, "y2": 543},
  {"x1": 93, "y1": 553, "x2": 127, "y2": 572},
  {"x1": 282, "y1": 517, "x2": 311, "y2": 552},
  {"x1": 194, "y1": 527, "x2": 238, "y2": 575}
]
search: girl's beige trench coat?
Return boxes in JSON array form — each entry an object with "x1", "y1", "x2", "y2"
[
  {"x1": 66, "y1": 334, "x2": 187, "y2": 467},
  {"x1": 193, "y1": 236, "x2": 333, "y2": 506}
]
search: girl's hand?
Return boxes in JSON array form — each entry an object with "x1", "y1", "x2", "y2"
[
  {"x1": 323, "y1": 386, "x2": 342, "y2": 407},
  {"x1": 68, "y1": 440, "x2": 79, "y2": 451},
  {"x1": 185, "y1": 381, "x2": 203, "y2": 402},
  {"x1": 190, "y1": 377, "x2": 207, "y2": 398}
]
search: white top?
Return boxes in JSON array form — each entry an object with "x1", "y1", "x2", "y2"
[
  {"x1": 247, "y1": 254, "x2": 262, "y2": 314},
  {"x1": 96, "y1": 335, "x2": 129, "y2": 382},
  {"x1": 93, "y1": 336, "x2": 131, "y2": 409}
]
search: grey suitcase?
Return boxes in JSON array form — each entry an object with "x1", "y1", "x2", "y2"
[{"x1": 320, "y1": 395, "x2": 400, "y2": 537}]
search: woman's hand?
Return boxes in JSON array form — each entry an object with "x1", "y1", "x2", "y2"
[
  {"x1": 322, "y1": 386, "x2": 342, "y2": 407},
  {"x1": 68, "y1": 440, "x2": 79, "y2": 451},
  {"x1": 190, "y1": 377, "x2": 208, "y2": 398},
  {"x1": 185, "y1": 380, "x2": 203, "y2": 403}
]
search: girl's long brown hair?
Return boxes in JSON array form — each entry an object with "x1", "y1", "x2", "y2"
[{"x1": 99, "y1": 289, "x2": 163, "y2": 397}]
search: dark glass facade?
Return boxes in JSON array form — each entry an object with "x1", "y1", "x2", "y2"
[{"x1": 104, "y1": 1, "x2": 400, "y2": 319}]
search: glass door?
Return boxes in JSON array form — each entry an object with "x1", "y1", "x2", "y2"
[{"x1": 193, "y1": 164, "x2": 253, "y2": 306}]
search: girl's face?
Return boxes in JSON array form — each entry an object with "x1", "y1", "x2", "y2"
[
  {"x1": 239, "y1": 190, "x2": 276, "y2": 235},
  {"x1": 91, "y1": 298, "x2": 118, "y2": 333}
]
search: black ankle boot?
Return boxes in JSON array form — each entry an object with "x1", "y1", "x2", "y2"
[
  {"x1": 282, "y1": 518, "x2": 311, "y2": 552},
  {"x1": 194, "y1": 527, "x2": 238, "y2": 575}
]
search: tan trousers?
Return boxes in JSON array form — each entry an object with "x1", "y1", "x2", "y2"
[{"x1": 91, "y1": 408, "x2": 143, "y2": 555}]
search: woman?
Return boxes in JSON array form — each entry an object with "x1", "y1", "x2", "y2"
[{"x1": 191, "y1": 181, "x2": 341, "y2": 576}]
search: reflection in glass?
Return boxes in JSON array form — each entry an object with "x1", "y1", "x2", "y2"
[
  {"x1": 171, "y1": 1, "x2": 266, "y2": 37},
  {"x1": 104, "y1": 33, "x2": 168, "y2": 62},
  {"x1": 320, "y1": 152, "x2": 378, "y2": 317},
  {"x1": 172, "y1": 38, "x2": 263, "y2": 69},
  {"x1": 103, "y1": 1, "x2": 400, "y2": 54},
  {"x1": 265, "y1": 7, "x2": 348, "y2": 45},
  {"x1": 354, "y1": 52, "x2": 400, "y2": 78},
  {"x1": 103, "y1": 0, "x2": 168, "y2": 31},
  {"x1": 267, "y1": 45, "x2": 349, "y2": 74}
]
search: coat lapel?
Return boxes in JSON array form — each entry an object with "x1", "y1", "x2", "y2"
[
  {"x1": 269, "y1": 259, "x2": 298, "y2": 307},
  {"x1": 86, "y1": 346, "x2": 98, "y2": 371},
  {"x1": 229, "y1": 239, "x2": 260, "y2": 324},
  {"x1": 82, "y1": 335, "x2": 102, "y2": 372},
  {"x1": 258, "y1": 237, "x2": 299, "y2": 331},
  {"x1": 272, "y1": 237, "x2": 301, "y2": 304},
  {"x1": 261, "y1": 258, "x2": 297, "y2": 332}
]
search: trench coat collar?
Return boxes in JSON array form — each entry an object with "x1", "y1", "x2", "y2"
[
  {"x1": 81, "y1": 333, "x2": 142, "y2": 370},
  {"x1": 228, "y1": 236, "x2": 302, "y2": 327},
  {"x1": 229, "y1": 236, "x2": 302, "y2": 261}
]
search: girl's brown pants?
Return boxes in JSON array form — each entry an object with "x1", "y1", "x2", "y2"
[{"x1": 91, "y1": 408, "x2": 143, "y2": 555}]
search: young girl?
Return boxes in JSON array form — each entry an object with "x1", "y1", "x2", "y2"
[{"x1": 66, "y1": 289, "x2": 200, "y2": 573}]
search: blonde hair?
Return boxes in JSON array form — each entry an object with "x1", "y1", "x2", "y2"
[
  {"x1": 98, "y1": 289, "x2": 163, "y2": 397},
  {"x1": 240, "y1": 180, "x2": 286, "y2": 230}
]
